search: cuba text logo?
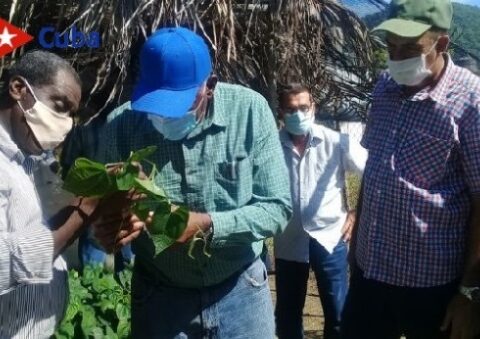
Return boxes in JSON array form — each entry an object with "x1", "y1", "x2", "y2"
[{"x1": 39, "y1": 25, "x2": 100, "y2": 49}]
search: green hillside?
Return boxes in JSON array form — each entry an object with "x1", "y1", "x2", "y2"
[{"x1": 363, "y1": 3, "x2": 480, "y2": 59}]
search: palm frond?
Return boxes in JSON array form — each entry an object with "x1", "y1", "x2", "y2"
[{"x1": 0, "y1": 0, "x2": 380, "y2": 121}]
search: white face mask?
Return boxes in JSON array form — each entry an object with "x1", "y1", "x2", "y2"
[
  {"x1": 17, "y1": 79, "x2": 73, "y2": 150},
  {"x1": 148, "y1": 106, "x2": 200, "y2": 141},
  {"x1": 387, "y1": 42, "x2": 438, "y2": 87},
  {"x1": 284, "y1": 110, "x2": 314, "y2": 136}
]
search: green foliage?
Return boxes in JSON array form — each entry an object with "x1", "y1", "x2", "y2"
[
  {"x1": 372, "y1": 48, "x2": 388, "y2": 76},
  {"x1": 346, "y1": 173, "x2": 362, "y2": 210},
  {"x1": 451, "y1": 3, "x2": 480, "y2": 58},
  {"x1": 63, "y1": 146, "x2": 189, "y2": 255},
  {"x1": 54, "y1": 266, "x2": 132, "y2": 339}
]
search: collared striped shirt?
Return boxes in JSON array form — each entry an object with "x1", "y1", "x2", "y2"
[
  {"x1": 356, "y1": 55, "x2": 480, "y2": 287},
  {"x1": 100, "y1": 82, "x2": 292, "y2": 288},
  {"x1": 0, "y1": 121, "x2": 67, "y2": 338},
  {"x1": 274, "y1": 124, "x2": 367, "y2": 262}
]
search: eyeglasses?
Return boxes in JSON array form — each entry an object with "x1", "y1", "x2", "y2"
[{"x1": 283, "y1": 105, "x2": 312, "y2": 115}]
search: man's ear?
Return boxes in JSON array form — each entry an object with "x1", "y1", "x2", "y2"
[
  {"x1": 206, "y1": 74, "x2": 218, "y2": 97},
  {"x1": 437, "y1": 35, "x2": 450, "y2": 53},
  {"x1": 9, "y1": 76, "x2": 28, "y2": 102}
]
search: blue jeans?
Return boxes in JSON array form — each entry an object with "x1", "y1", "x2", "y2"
[
  {"x1": 78, "y1": 229, "x2": 133, "y2": 272},
  {"x1": 131, "y1": 258, "x2": 275, "y2": 338},
  {"x1": 275, "y1": 239, "x2": 348, "y2": 339}
]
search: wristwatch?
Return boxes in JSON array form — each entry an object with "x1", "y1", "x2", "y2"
[{"x1": 459, "y1": 286, "x2": 480, "y2": 303}]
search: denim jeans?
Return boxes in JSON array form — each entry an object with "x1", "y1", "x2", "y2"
[
  {"x1": 131, "y1": 258, "x2": 275, "y2": 339},
  {"x1": 341, "y1": 268, "x2": 457, "y2": 339},
  {"x1": 275, "y1": 239, "x2": 348, "y2": 339},
  {"x1": 78, "y1": 229, "x2": 133, "y2": 272}
]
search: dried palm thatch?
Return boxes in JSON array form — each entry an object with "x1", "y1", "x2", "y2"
[{"x1": 0, "y1": 0, "x2": 384, "y2": 121}]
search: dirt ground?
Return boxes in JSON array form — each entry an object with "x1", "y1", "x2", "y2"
[{"x1": 269, "y1": 270, "x2": 325, "y2": 339}]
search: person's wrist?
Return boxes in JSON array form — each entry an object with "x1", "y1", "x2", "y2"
[
  {"x1": 73, "y1": 197, "x2": 98, "y2": 223},
  {"x1": 202, "y1": 213, "x2": 213, "y2": 237}
]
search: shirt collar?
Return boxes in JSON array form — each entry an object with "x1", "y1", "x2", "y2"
[
  {"x1": 211, "y1": 92, "x2": 227, "y2": 128},
  {"x1": 186, "y1": 91, "x2": 227, "y2": 139},
  {"x1": 427, "y1": 54, "x2": 455, "y2": 104},
  {"x1": 280, "y1": 124, "x2": 323, "y2": 149}
]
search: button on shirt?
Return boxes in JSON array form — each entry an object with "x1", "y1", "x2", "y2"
[
  {"x1": 100, "y1": 83, "x2": 292, "y2": 288},
  {"x1": 274, "y1": 124, "x2": 367, "y2": 262},
  {"x1": 357, "y1": 56, "x2": 480, "y2": 287},
  {"x1": 0, "y1": 121, "x2": 67, "y2": 338}
]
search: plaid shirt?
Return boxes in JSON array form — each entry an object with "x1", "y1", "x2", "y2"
[
  {"x1": 357, "y1": 56, "x2": 480, "y2": 287},
  {"x1": 100, "y1": 83, "x2": 292, "y2": 288}
]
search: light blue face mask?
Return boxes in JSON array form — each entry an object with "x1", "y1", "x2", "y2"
[
  {"x1": 149, "y1": 107, "x2": 199, "y2": 140},
  {"x1": 284, "y1": 111, "x2": 313, "y2": 135}
]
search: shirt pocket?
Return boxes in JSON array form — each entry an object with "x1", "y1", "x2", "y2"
[
  {"x1": 214, "y1": 155, "x2": 253, "y2": 207},
  {"x1": 396, "y1": 129, "x2": 453, "y2": 187}
]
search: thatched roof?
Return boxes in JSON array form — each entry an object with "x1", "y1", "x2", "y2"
[{"x1": 1, "y1": 0, "x2": 383, "y2": 121}]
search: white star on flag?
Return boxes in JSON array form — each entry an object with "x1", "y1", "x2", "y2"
[{"x1": 0, "y1": 26, "x2": 17, "y2": 48}]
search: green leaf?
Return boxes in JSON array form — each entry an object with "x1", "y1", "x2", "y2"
[
  {"x1": 92, "y1": 327, "x2": 105, "y2": 339},
  {"x1": 152, "y1": 233, "x2": 176, "y2": 254},
  {"x1": 105, "y1": 326, "x2": 118, "y2": 339},
  {"x1": 134, "y1": 177, "x2": 166, "y2": 197},
  {"x1": 98, "y1": 299, "x2": 115, "y2": 313},
  {"x1": 115, "y1": 303, "x2": 130, "y2": 321},
  {"x1": 116, "y1": 164, "x2": 140, "y2": 191},
  {"x1": 117, "y1": 319, "x2": 130, "y2": 339},
  {"x1": 149, "y1": 203, "x2": 173, "y2": 234},
  {"x1": 56, "y1": 321, "x2": 75, "y2": 338},
  {"x1": 80, "y1": 305, "x2": 96, "y2": 336},
  {"x1": 165, "y1": 206, "x2": 189, "y2": 239},
  {"x1": 148, "y1": 206, "x2": 188, "y2": 254},
  {"x1": 131, "y1": 200, "x2": 152, "y2": 221},
  {"x1": 63, "y1": 158, "x2": 116, "y2": 197},
  {"x1": 127, "y1": 146, "x2": 157, "y2": 163},
  {"x1": 63, "y1": 300, "x2": 80, "y2": 322}
]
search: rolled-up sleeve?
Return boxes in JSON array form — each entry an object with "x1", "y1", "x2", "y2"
[{"x1": 0, "y1": 189, "x2": 54, "y2": 295}]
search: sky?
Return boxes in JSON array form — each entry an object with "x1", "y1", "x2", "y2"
[
  {"x1": 341, "y1": 0, "x2": 480, "y2": 17},
  {"x1": 455, "y1": 0, "x2": 480, "y2": 5}
]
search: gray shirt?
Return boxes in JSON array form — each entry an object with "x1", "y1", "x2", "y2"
[
  {"x1": 274, "y1": 124, "x2": 367, "y2": 262},
  {"x1": 0, "y1": 120, "x2": 67, "y2": 338}
]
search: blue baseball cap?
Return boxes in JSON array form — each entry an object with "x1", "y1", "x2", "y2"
[{"x1": 131, "y1": 27, "x2": 212, "y2": 118}]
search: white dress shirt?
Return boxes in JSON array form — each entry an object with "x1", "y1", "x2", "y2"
[
  {"x1": 0, "y1": 120, "x2": 67, "y2": 338},
  {"x1": 274, "y1": 124, "x2": 367, "y2": 262}
]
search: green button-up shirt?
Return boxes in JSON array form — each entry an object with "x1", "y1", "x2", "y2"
[{"x1": 100, "y1": 83, "x2": 292, "y2": 288}]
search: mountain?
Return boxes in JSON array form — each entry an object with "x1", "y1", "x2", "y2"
[
  {"x1": 455, "y1": 0, "x2": 480, "y2": 6},
  {"x1": 362, "y1": 3, "x2": 480, "y2": 61},
  {"x1": 340, "y1": 1, "x2": 480, "y2": 18},
  {"x1": 340, "y1": 0, "x2": 385, "y2": 17}
]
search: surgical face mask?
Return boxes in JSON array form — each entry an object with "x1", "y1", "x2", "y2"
[
  {"x1": 149, "y1": 107, "x2": 199, "y2": 141},
  {"x1": 17, "y1": 79, "x2": 73, "y2": 150},
  {"x1": 387, "y1": 42, "x2": 438, "y2": 87},
  {"x1": 284, "y1": 110, "x2": 314, "y2": 136}
]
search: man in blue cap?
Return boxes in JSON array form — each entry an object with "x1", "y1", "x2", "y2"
[
  {"x1": 343, "y1": 0, "x2": 480, "y2": 338},
  {"x1": 94, "y1": 27, "x2": 292, "y2": 338}
]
